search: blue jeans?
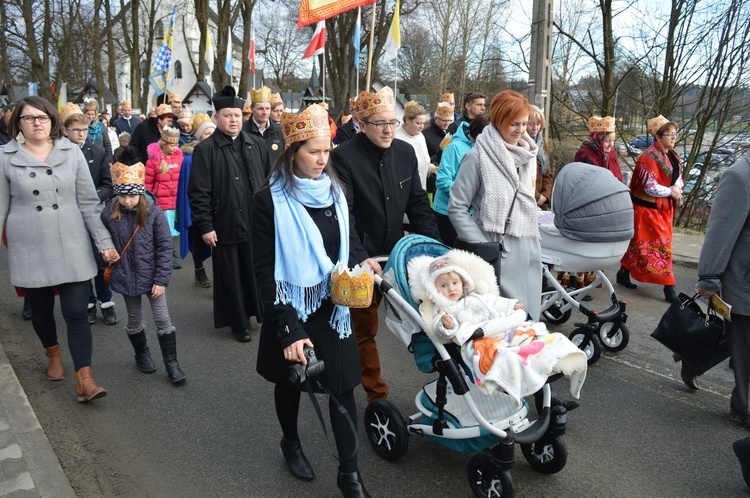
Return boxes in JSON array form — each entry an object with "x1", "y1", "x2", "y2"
[{"x1": 88, "y1": 237, "x2": 113, "y2": 304}]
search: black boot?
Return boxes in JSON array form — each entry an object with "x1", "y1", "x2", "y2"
[
  {"x1": 22, "y1": 298, "x2": 32, "y2": 320},
  {"x1": 337, "y1": 470, "x2": 370, "y2": 498},
  {"x1": 616, "y1": 267, "x2": 637, "y2": 289},
  {"x1": 664, "y1": 285, "x2": 678, "y2": 302},
  {"x1": 157, "y1": 332, "x2": 186, "y2": 384},
  {"x1": 280, "y1": 437, "x2": 314, "y2": 481},
  {"x1": 194, "y1": 267, "x2": 211, "y2": 288},
  {"x1": 127, "y1": 330, "x2": 157, "y2": 373}
]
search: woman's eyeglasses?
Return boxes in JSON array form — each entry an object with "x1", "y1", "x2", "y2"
[
  {"x1": 20, "y1": 115, "x2": 50, "y2": 124},
  {"x1": 662, "y1": 132, "x2": 679, "y2": 138}
]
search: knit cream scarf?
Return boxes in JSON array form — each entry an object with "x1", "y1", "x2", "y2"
[{"x1": 476, "y1": 125, "x2": 539, "y2": 237}]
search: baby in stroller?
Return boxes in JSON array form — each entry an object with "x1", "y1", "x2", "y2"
[
  {"x1": 410, "y1": 249, "x2": 587, "y2": 405},
  {"x1": 429, "y1": 256, "x2": 543, "y2": 346}
]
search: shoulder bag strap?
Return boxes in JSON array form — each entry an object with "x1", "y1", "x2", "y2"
[{"x1": 107, "y1": 225, "x2": 140, "y2": 271}]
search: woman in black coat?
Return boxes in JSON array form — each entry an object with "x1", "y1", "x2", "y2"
[{"x1": 252, "y1": 104, "x2": 369, "y2": 498}]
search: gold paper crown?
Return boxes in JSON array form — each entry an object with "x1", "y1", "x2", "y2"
[
  {"x1": 120, "y1": 100, "x2": 132, "y2": 107},
  {"x1": 169, "y1": 93, "x2": 182, "y2": 103},
  {"x1": 148, "y1": 107, "x2": 158, "y2": 118},
  {"x1": 434, "y1": 102, "x2": 455, "y2": 120},
  {"x1": 61, "y1": 102, "x2": 85, "y2": 125},
  {"x1": 251, "y1": 86, "x2": 273, "y2": 104},
  {"x1": 351, "y1": 91, "x2": 369, "y2": 116},
  {"x1": 587, "y1": 116, "x2": 615, "y2": 133},
  {"x1": 271, "y1": 93, "x2": 283, "y2": 105},
  {"x1": 348, "y1": 97, "x2": 356, "y2": 108},
  {"x1": 648, "y1": 115, "x2": 676, "y2": 137},
  {"x1": 280, "y1": 104, "x2": 331, "y2": 146},
  {"x1": 330, "y1": 265, "x2": 375, "y2": 308},
  {"x1": 242, "y1": 102, "x2": 253, "y2": 115},
  {"x1": 160, "y1": 126, "x2": 180, "y2": 144},
  {"x1": 356, "y1": 86, "x2": 396, "y2": 119},
  {"x1": 177, "y1": 108, "x2": 194, "y2": 124},
  {"x1": 440, "y1": 92, "x2": 454, "y2": 103},
  {"x1": 155, "y1": 104, "x2": 175, "y2": 118},
  {"x1": 192, "y1": 113, "x2": 212, "y2": 133},
  {"x1": 111, "y1": 161, "x2": 146, "y2": 186},
  {"x1": 82, "y1": 98, "x2": 98, "y2": 112}
]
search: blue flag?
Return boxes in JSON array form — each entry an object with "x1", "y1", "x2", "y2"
[
  {"x1": 353, "y1": 8, "x2": 361, "y2": 68},
  {"x1": 149, "y1": 6, "x2": 176, "y2": 96}
]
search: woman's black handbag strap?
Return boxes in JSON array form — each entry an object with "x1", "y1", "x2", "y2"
[
  {"x1": 499, "y1": 187, "x2": 520, "y2": 249},
  {"x1": 303, "y1": 379, "x2": 358, "y2": 462}
]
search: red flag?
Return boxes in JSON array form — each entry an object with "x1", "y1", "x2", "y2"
[
  {"x1": 303, "y1": 21, "x2": 326, "y2": 59},
  {"x1": 248, "y1": 28, "x2": 256, "y2": 74},
  {"x1": 298, "y1": 0, "x2": 375, "y2": 28}
]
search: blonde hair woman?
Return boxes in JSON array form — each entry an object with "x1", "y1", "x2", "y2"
[{"x1": 395, "y1": 101, "x2": 433, "y2": 190}]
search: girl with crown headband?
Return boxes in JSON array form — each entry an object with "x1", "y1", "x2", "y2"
[
  {"x1": 102, "y1": 147, "x2": 186, "y2": 384},
  {"x1": 252, "y1": 104, "x2": 370, "y2": 497},
  {"x1": 145, "y1": 126, "x2": 184, "y2": 269}
]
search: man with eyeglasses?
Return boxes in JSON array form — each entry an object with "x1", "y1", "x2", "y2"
[
  {"x1": 332, "y1": 86, "x2": 440, "y2": 403},
  {"x1": 60, "y1": 102, "x2": 118, "y2": 326},
  {"x1": 448, "y1": 91, "x2": 486, "y2": 135}
]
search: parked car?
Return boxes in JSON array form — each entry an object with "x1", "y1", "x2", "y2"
[
  {"x1": 731, "y1": 132, "x2": 750, "y2": 147},
  {"x1": 615, "y1": 142, "x2": 641, "y2": 157},
  {"x1": 629, "y1": 134, "x2": 654, "y2": 148}
]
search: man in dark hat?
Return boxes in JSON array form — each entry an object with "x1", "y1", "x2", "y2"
[{"x1": 188, "y1": 86, "x2": 270, "y2": 342}]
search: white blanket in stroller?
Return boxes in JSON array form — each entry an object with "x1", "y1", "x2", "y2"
[{"x1": 407, "y1": 250, "x2": 587, "y2": 406}]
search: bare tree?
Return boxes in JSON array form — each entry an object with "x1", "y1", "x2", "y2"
[{"x1": 257, "y1": 3, "x2": 306, "y2": 88}]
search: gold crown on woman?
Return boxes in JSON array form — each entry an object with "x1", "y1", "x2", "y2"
[
  {"x1": 587, "y1": 115, "x2": 615, "y2": 133},
  {"x1": 160, "y1": 126, "x2": 181, "y2": 144},
  {"x1": 251, "y1": 86, "x2": 273, "y2": 104},
  {"x1": 280, "y1": 104, "x2": 331, "y2": 146},
  {"x1": 192, "y1": 113, "x2": 212, "y2": 133},
  {"x1": 271, "y1": 93, "x2": 283, "y2": 105},
  {"x1": 648, "y1": 115, "x2": 677, "y2": 137},
  {"x1": 355, "y1": 87, "x2": 396, "y2": 119},
  {"x1": 82, "y1": 98, "x2": 98, "y2": 112}
]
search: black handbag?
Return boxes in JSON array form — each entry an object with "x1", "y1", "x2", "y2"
[
  {"x1": 453, "y1": 188, "x2": 519, "y2": 266},
  {"x1": 651, "y1": 292, "x2": 728, "y2": 375}
]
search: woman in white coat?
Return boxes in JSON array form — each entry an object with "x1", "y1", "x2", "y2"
[{"x1": 0, "y1": 96, "x2": 119, "y2": 402}]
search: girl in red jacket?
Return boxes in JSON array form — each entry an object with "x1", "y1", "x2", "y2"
[{"x1": 145, "y1": 126, "x2": 183, "y2": 268}]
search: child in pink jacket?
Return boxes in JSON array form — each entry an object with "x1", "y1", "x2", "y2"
[{"x1": 145, "y1": 126, "x2": 183, "y2": 268}]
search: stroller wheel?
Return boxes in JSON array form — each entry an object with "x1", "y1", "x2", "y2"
[
  {"x1": 569, "y1": 329, "x2": 602, "y2": 365},
  {"x1": 521, "y1": 435, "x2": 567, "y2": 474},
  {"x1": 467, "y1": 452, "x2": 514, "y2": 498},
  {"x1": 598, "y1": 322, "x2": 630, "y2": 352},
  {"x1": 364, "y1": 399, "x2": 409, "y2": 462},
  {"x1": 541, "y1": 304, "x2": 572, "y2": 325}
]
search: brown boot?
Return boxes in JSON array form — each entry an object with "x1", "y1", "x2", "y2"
[
  {"x1": 44, "y1": 344, "x2": 65, "y2": 381},
  {"x1": 75, "y1": 367, "x2": 107, "y2": 403}
]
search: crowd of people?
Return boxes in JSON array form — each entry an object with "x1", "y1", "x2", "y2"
[{"x1": 2, "y1": 81, "x2": 750, "y2": 494}]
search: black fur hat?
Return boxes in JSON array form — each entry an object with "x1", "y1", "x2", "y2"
[{"x1": 212, "y1": 85, "x2": 245, "y2": 111}]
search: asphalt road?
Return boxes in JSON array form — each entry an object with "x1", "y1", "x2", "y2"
[{"x1": 0, "y1": 255, "x2": 747, "y2": 497}]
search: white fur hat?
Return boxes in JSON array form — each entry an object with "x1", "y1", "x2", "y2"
[{"x1": 419, "y1": 255, "x2": 475, "y2": 308}]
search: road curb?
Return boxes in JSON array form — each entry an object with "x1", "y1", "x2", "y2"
[{"x1": 0, "y1": 343, "x2": 75, "y2": 498}]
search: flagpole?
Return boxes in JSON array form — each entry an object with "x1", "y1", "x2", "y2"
[
  {"x1": 365, "y1": 2, "x2": 376, "y2": 91},
  {"x1": 322, "y1": 52, "x2": 326, "y2": 103}
]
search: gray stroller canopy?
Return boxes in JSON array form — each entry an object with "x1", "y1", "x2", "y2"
[{"x1": 551, "y1": 162, "x2": 634, "y2": 242}]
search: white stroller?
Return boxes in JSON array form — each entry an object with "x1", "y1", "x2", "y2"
[
  {"x1": 538, "y1": 162, "x2": 635, "y2": 364},
  {"x1": 364, "y1": 235, "x2": 587, "y2": 498}
]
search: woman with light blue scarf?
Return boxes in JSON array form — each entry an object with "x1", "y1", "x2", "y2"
[{"x1": 252, "y1": 104, "x2": 370, "y2": 498}]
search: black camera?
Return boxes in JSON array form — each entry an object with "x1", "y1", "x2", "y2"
[{"x1": 288, "y1": 345, "x2": 326, "y2": 385}]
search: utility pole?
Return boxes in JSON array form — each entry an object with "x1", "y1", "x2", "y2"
[{"x1": 528, "y1": 0, "x2": 553, "y2": 141}]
